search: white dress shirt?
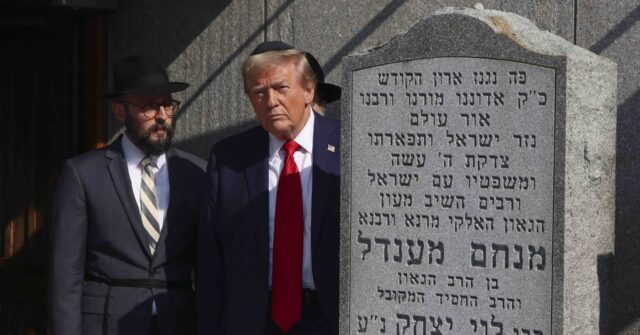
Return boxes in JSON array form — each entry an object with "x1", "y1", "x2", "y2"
[
  {"x1": 121, "y1": 135, "x2": 170, "y2": 231},
  {"x1": 268, "y1": 110, "x2": 315, "y2": 289},
  {"x1": 121, "y1": 134, "x2": 170, "y2": 314}
]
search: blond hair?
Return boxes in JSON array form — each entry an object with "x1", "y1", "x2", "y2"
[{"x1": 242, "y1": 49, "x2": 316, "y2": 92}]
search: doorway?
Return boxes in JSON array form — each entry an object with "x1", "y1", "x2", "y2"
[{"x1": 0, "y1": 4, "x2": 108, "y2": 334}]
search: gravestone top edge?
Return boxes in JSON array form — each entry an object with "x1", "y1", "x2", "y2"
[{"x1": 347, "y1": 7, "x2": 614, "y2": 66}]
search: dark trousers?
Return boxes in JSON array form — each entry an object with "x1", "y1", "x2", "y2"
[{"x1": 266, "y1": 291, "x2": 331, "y2": 335}]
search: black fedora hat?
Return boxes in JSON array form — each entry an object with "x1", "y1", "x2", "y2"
[
  {"x1": 104, "y1": 55, "x2": 188, "y2": 99},
  {"x1": 249, "y1": 41, "x2": 342, "y2": 103}
]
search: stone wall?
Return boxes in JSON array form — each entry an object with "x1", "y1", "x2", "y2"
[
  {"x1": 107, "y1": 1, "x2": 640, "y2": 333},
  {"x1": 576, "y1": 2, "x2": 640, "y2": 334}
]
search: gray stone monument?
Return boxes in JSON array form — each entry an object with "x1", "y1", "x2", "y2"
[{"x1": 340, "y1": 6, "x2": 616, "y2": 335}]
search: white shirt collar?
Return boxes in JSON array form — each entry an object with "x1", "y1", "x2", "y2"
[
  {"x1": 268, "y1": 109, "x2": 315, "y2": 156},
  {"x1": 121, "y1": 134, "x2": 167, "y2": 169}
]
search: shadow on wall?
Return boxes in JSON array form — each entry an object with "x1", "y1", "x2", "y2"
[
  {"x1": 599, "y1": 253, "x2": 614, "y2": 334},
  {"x1": 107, "y1": 0, "x2": 234, "y2": 139},
  {"x1": 323, "y1": 0, "x2": 407, "y2": 74},
  {"x1": 176, "y1": 0, "x2": 296, "y2": 116},
  {"x1": 173, "y1": 119, "x2": 259, "y2": 160},
  {"x1": 110, "y1": 0, "x2": 232, "y2": 69},
  {"x1": 108, "y1": 0, "x2": 300, "y2": 143},
  {"x1": 583, "y1": 5, "x2": 640, "y2": 334},
  {"x1": 589, "y1": 6, "x2": 640, "y2": 54},
  {"x1": 612, "y1": 88, "x2": 640, "y2": 334}
]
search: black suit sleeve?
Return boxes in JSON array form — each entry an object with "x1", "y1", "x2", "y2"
[
  {"x1": 197, "y1": 148, "x2": 225, "y2": 335},
  {"x1": 49, "y1": 159, "x2": 88, "y2": 335}
]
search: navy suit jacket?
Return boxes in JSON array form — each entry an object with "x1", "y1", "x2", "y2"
[
  {"x1": 49, "y1": 136, "x2": 205, "y2": 335},
  {"x1": 198, "y1": 113, "x2": 340, "y2": 334}
]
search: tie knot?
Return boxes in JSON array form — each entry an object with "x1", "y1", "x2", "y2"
[
  {"x1": 141, "y1": 156, "x2": 153, "y2": 166},
  {"x1": 282, "y1": 141, "x2": 300, "y2": 157},
  {"x1": 141, "y1": 156, "x2": 155, "y2": 171}
]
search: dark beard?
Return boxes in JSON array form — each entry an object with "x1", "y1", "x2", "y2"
[{"x1": 124, "y1": 114, "x2": 174, "y2": 155}]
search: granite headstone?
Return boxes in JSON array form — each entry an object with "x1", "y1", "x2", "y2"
[{"x1": 340, "y1": 7, "x2": 616, "y2": 335}]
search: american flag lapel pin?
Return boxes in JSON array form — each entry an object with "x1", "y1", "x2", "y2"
[{"x1": 327, "y1": 144, "x2": 335, "y2": 152}]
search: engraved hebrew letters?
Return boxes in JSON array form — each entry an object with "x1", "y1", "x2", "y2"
[{"x1": 349, "y1": 58, "x2": 555, "y2": 334}]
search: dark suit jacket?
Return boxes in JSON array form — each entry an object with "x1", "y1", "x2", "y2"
[
  {"x1": 197, "y1": 113, "x2": 340, "y2": 334},
  {"x1": 49, "y1": 136, "x2": 205, "y2": 335}
]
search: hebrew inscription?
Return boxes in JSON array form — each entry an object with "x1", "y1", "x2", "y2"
[{"x1": 350, "y1": 58, "x2": 555, "y2": 334}]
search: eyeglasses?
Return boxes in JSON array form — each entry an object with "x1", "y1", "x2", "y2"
[{"x1": 119, "y1": 99, "x2": 181, "y2": 119}]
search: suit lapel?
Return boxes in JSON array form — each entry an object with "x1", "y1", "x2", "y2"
[
  {"x1": 311, "y1": 114, "x2": 340, "y2": 252},
  {"x1": 153, "y1": 148, "x2": 180, "y2": 259},
  {"x1": 106, "y1": 137, "x2": 153, "y2": 259},
  {"x1": 243, "y1": 129, "x2": 270, "y2": 275}
]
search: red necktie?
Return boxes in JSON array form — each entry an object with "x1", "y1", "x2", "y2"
[{"x1": 271, "y1": 140, "x2": 303, "y2": 332}]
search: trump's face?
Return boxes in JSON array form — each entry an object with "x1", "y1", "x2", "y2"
[{"x1": 246, "y1": 62, "x2": 314, "y2": 141}]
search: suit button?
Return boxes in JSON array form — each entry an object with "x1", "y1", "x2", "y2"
[{"x1": 150, "y1": 269, "x2": 158, "y2": 278}]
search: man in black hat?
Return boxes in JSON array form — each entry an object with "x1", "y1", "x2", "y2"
[
  {"x1": 197, "y1": 41, "x2": 340, "y2": 335},
  {"x1": 303, "y1": 51, "x2": 341, "y2": 114},
  {"x1": 49, "y1": 55, "x2": 204, "y2": 335}
]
